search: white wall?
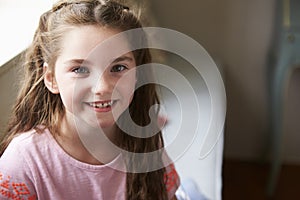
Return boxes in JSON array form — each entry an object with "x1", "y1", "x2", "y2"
[{"x1": 0, "y1": 0, "x2": 54, "y2": 66}]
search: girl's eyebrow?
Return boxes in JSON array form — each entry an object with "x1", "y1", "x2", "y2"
[
  {"x1": 111, "y1": 56, "x2": 134, "y2": 63},
  {"x1": 63, "y1": 56, "x2": 134, "y2": 66},
  {"x1": 64, "y1": 59, "x2": 93, "y2": 66}
]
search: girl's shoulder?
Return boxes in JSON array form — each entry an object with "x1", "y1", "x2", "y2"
[
  {"x1": 0, "y1": 128, "x2": 50, "y2": 164},
  {"x1": 0, "y1": 129, "x2": 41, "y2": 200},
  {"x1": 6, "y1": 128, "x2": 48, "y2": 150},
  {"x1": 165, "y1": 163, "x2": 180, "y2": 199},
  {"x1": 10, "y1": 128, "x2": 39, "y2": 142}
]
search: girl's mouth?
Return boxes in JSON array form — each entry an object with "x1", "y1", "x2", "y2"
[{"x1": 88, "y1": 100, "x2": 114, "y2": 109}]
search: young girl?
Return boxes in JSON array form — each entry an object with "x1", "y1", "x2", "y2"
[{"x1": 0, "y1": 0, "x2": 180, "y2": 199}]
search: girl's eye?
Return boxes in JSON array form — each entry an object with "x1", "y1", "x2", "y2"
[
  {"x1": 111, "y1": 64, "x2": 128, "y2": 72},
  {"x1": 72, "y1": 67, "x2": 89, "y2": 74}
]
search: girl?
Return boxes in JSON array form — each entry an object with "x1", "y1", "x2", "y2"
[{"x1": 0, "y1": 0, "x2": 180, "y2": 199}]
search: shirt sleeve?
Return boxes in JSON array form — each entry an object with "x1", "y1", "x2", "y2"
[
  {"x1": 164, "y1": 163, "x2": 180, "y2": 199},
  {"x1": 0, "y1": 138, "x2": 37, "y2": 200}
]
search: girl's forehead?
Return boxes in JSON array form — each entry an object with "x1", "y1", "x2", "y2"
[
  {"x1": 58, "y1": 25, "x2": 133, "y2": 59},
  {"x1": 56, "y1": 25, "x2": 135, "y2": 66},
  {"x1": 60, "y1": 25, "x2": 120, "y2": 52}
]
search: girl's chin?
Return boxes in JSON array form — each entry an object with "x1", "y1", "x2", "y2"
[
  {"x1": 98, "y1": 122, "x2": 117, "y2": 130},
  {"x1": 85, "y1": 120, "x2": 116, "y2": 130},
  {"x1": 73, "y1": 116, "x2": 115, "y2": 130}
]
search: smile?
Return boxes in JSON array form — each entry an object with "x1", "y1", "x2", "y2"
[{"x1": 88, "y1": 100, "x2": 114, "y2": 108}]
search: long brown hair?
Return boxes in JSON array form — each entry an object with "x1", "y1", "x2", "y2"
[{"x1": 0, "y1": 0, "x2": 168, "y2": 199}]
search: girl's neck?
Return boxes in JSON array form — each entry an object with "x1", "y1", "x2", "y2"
[{"x1": 54, "y1": 113, "x2": 119, "y2": 165}]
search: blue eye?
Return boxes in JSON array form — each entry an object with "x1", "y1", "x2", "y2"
[
  {"x1": 111, "y1": 64, "x2": 128, "y2": 72},
  {"x1": 72, "y1": 67, "x2": 89, "y2": 74}
]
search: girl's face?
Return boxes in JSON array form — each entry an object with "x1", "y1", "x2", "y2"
[{"x1": 44, "y1": 25, "x2": 136, "y2": 132}]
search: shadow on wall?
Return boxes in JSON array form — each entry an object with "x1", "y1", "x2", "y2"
[{"x1": 0, "y1": 54, "x2": 22, "y2": 135}]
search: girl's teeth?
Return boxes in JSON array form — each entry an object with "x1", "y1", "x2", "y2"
[{"x1": 90, "y1": 101, "x2": 113, "y2": 108}]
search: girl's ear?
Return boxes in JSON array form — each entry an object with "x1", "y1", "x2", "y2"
[{"x1": 43, "y1": 62, "x2": 59, "y2": 94}]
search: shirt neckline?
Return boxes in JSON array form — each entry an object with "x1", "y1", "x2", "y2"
[{"x1": 44, "y1": 128, "x2": 126, "y2": 172}]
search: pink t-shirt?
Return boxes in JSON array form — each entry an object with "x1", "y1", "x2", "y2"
[{"x1": 0, "y1": 129, "x2": 179, "y2": 200}]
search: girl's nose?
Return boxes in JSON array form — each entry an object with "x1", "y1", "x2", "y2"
[{"x1": 91, "y1": 73, "x2": 113, "y2": 95}]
